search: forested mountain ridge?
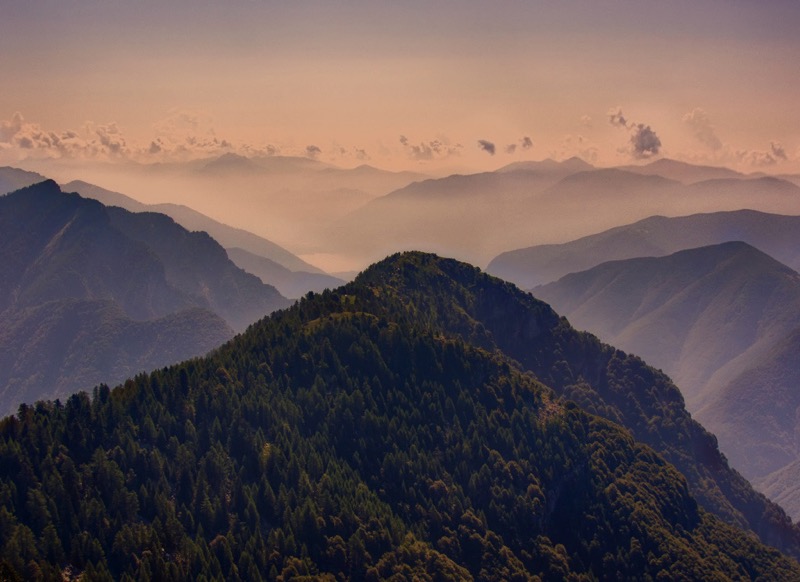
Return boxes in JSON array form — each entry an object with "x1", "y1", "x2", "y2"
[
  {"x1": 0, "y1": 252, "x2": 799, "y2": 580},
  {"x1": 345, "y1": 253, "x2": 800, "y2": 552}
]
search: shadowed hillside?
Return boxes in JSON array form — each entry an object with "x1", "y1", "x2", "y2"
[
  {"x1": 0, "y1": 181, "x2": 289, "y2": 414},
  {"x1": 0, "y1": 252, "x2": 798, "y2": 579},
  {"x1": 533, "y1": 242, "x2": 800, "y2": 518}
]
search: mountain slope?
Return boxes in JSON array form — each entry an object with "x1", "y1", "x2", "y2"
[
  {"x1": 103, "y1": 207, "x2": 288, "y2": 331},
  {"x1": 532, "y1": 243, "x2": 800, "y2": 517},
  {"x1": 533, "y1": 242, "x2": 800, "y2": 404},
  {"x1": 620, "y1": 158, "x2": 744, "y2": 183},
  {"x1": 488, "y1": 209, "x2": 800, "y2": 288},
  {"x1": 697, "y1": 325, "x2": 800, "y2": 485},
  {"x1": 0, "y1": 166, "x2": 47, "y2": 195},
  {"x1": 62, "y1": 179, "x2": 324, "y2": 274},
  {"x1": 2, "y1": 181, "x2": 288, "y2": 330},
  {"x1": 346, "y1": 252, "x2": 800, "y2": 553},
  {"x1": 225, "y1": 247, "x2": 344, "y2": 298},
  {"x1": 0, "y1": 181, "x2": 289, "y2": 413},
  {"x1": 333, "y1": 159, "x2": 800, "y2": 269},
  {"x1": 332, "y1": 159, "x2": 596, "y2": 266},
  {"x1": 0, "y1": 252, "x2": 798, "y2": 579},
  {"x1": 0, "y1": 300, "x2": 232, "y2": 414}
]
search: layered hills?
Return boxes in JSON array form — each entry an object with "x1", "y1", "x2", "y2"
[
  {"x1": 488, "y1": 209, "x2": 800, "y2": 289},
  {"x1": 62, "y1": 179, "x2": 343, "y2": 297},
  {"x1": 332, "y1": 160, "x2": 800, "y2": 268},
  {"x1": 0, "y1": 253, "x2": 798, "y2": 579},
  {"x1": 0, "y1": 181, "x2": 289, "y2": 414},
  {"x1": 533, "y1": 242, "x2": 800, "y2": 517},
  {"x1": 0, "y1": 166, "x2": 47, "y2": 195}
]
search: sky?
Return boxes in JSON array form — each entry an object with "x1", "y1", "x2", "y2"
[{"x1": 2, "y1": 0, "x2": 800, "y2": 174}]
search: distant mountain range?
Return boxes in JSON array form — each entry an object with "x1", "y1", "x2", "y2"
[
  {"x1": 0, "y1": 165, "x2": 47, "y2": 194},
  {"x1": 62, "y1": 179, "x2": 344, "y2": 297},
  {"x1": 532, "y1": 242, "x2": 800, "y2": 518},
  {"x1": 488, "y1": 209, "x2": 800, "y2": 288},
  {"x1": 619, "y1": 158, "x2": 745, "y2": 182},
  {"x1": 2, "y1": 252, "x2": 799, "y2": 579},
  {"x1": 0, "y1": 181, "x2": 289, "y2": 414},
  {"x1": 225, "y1": 247, "x2": 343, "y2": 299},
  {"x1": 331, "y1": 158, "x2": 800, "y2": 267},
  {"x1": 61, "y1": 179, "x2": 320, "y2": 272}
]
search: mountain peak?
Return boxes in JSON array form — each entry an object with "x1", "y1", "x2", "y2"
[
  {"x1": 496, "y1": 157, "x2": 594, "y2": 174},
  {"x1": 16, "y1": 178, "x2": 62, "y2": 196},
  {"x1": 200, "y1": 152, "x2": 260, "y2": 173}
]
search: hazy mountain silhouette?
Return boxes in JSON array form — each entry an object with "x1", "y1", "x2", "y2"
[
  {"x1": 225, "y1": 247, "x2": 344, "y2": 298},
  {"x1": 620, "y1": 158, "x2": 744, "y2": 183},
  {"x1": 0, "y1": 165, "x2": 47, "y2": 195},
  {"x1": 62, "y1": 179, "x2": 324, "y2": 274},
  {"x1": 535, "y1": 168, "x2": 681, "y2": 202},
  {"x1": 758, "y1": 457, "x2": 800, "y2": 524},
  {"x1": 697, "y1": 325, "x2": 800, "y2": 514},
  {"x1": 488, "y1": 209, "x2": 800, "y2": 288},
  {"x1": 198, "y1": 152, "x2": 268, "y2": 175},
  {"x1": 532, "y1": 242, "x2": 800, "y2": 517},
  {"x1": 333, "y1": 159, "x2": 599, "y2": 265},
  {"x1": 2, "y1": 251, "x2": 799, "y2": 579},
  {"x1": 496, "y1": 155, "x2": 594, "y2": 174},
  {"x1": 0, "y1": 181, "x2": 289, "y2": 413},
  {"x1": 333, "y1": 160, "x2": 800, "y2": 269}
]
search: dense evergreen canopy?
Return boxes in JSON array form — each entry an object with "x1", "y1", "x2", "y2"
[{"x1": 0, "y1": 252, "x2": 798, "y2": 580}]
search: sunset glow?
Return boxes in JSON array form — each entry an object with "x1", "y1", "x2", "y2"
[{"x1": 3, "y1": 0, "x2": 800, "y2": 175}]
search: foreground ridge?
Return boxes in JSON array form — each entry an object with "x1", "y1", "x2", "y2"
[{"x1": 0, "y1": 252, "x2": 797, "y2": 580}]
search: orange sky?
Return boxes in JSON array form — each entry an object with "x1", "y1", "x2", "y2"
[{"x1": 2, "y1": 0, "x2": 800, "y2": 175}]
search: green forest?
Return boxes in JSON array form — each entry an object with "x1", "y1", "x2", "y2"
[{"x1": 0, "y1": 252, "x2": 798, "y2": 580}]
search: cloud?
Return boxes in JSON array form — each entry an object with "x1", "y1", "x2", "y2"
[
  {"x1": 147, "y1": 110, "x2": 237, "y2": 160},
  {"x1": 505, "y1": 136, "x2": 532, "y2": 154},
  {"x1": 630, "y1": 123, "x2": 661, "y2": 159},
  {"x1": 400, "y1": 135, "x2": 462, "y2": 162},
  {"x1": 92, "y1": 122, "x2": 129, "y2": 156},
  {"x1": 0, "y1": 112, "x2": 126, "y2": 159},
  {"x1": 478, "y1": 140, "x2": 496, "y2": 155},
  {"x1": 735, "y1": 142, "x2": 789, "y2": 167},
  {"x1": 608, "y1": 107, "x2": 662, "y2": 159},
  {"x1": 0, "y1": 112, "x2": 24, "y2": 142},
  {"x1": 683, "y1": 108, "x2": 722, "y2": 151},
  {"x1": 326, "y1": 143, "x2": 371, "y2": 162},
  {"x1": 771, "y1": 141, "x2": 788, "y2": 161},
  {"x1": 153, "y1": 109, "x2": 208, "y2": 136},
  {"x1": 305, "y1": 144, "x2": 322, "y2": 158},
  {"x1": 607, "y1": 106, "x2": 627, "y2": 128},
  {"x1": 580, "y1": 115, "x2": 593, "y2": 128},
  {"x1": 0, "y1": 110, "x2": 286, "y2": 164}
]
